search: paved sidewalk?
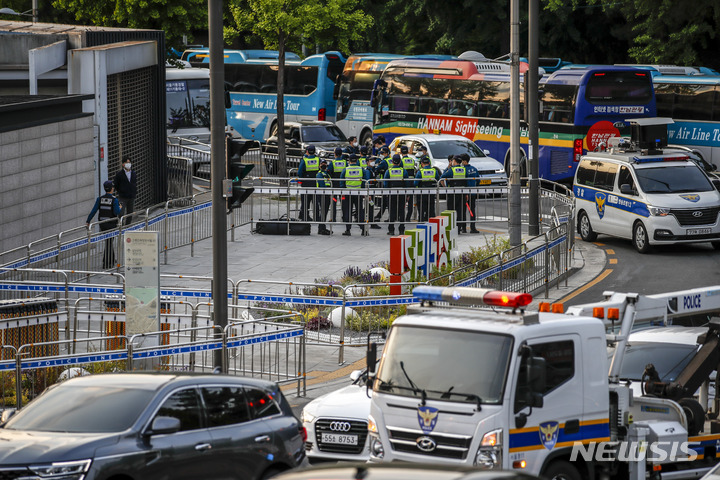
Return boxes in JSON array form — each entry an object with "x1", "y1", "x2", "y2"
[{"x1": 160, "y1": 220, "x2": 607, "y2": 399}]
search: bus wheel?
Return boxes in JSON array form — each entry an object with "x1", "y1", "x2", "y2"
[
  {"x1": 360, "y1": 130, "x2": 373, "y2": 148},
  {"x1": 633, "y1": 221, "x2": 651, "y2": 254},
  {"x1": 578, "y1": 211, "x2": 597, "y2": 242},
  {"x1": 543, "y1": 460, "x2": 581, "y2": 480}
]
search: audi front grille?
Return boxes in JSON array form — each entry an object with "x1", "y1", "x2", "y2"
[
  {"x1": 0, "y1": 468, "x2": 32, "y2": 480},
  {"x1": 670, "y1": 206, "x2": 720, "y2": 226},
  {"x1": 314, "y1": 418, "x2": 368, "y2": 454}
]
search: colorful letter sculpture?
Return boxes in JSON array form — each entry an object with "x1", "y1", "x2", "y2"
[{"x1": 388, "y1": 211, "x2": 457, "y2": 295}]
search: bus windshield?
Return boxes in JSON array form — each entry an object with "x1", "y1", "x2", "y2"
[
  {"x1": 636, "y1": 165, "x2": 714, "y2": 193},
  {"x1": 166, "y1": 78, "x2": 210, "y2": 129},
  {"x1": 375, "y1": 325, "x2": 513, "y2": 404},
  {"x1": 584, "y1": 71, "x2": 653, "y2": 104}
]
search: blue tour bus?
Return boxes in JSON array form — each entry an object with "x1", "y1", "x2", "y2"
[
  {"x1": 651, "y1": 69, "x2": 720, "y2": 168},
  {"x1": 184, "y1": 49, "x2": 346, "y2": 142},
  {"x1": 372, "y1": 59, "x2": 656, "y2": 182}
]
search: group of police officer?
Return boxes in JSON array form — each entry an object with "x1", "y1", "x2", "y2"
[{"x1": 297, "y1": 141, "x2": 482, "y2": 236}]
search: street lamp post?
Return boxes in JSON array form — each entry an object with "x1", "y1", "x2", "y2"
[{"x1": 0, "y1": 6, "x2": 35, "y2": 21}]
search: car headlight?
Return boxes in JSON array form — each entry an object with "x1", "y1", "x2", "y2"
[
  {"x1": 495, "y1": 168, "x2": 506, "y2": 175},
  {"x1": 367, "y1": 414, "x2": 378, "y2": 433},
  {"x1": 648, "y1": 206, "x2": 671, "y2": 216},
  {"x1": 29, "y1": 459, "x2": 92, "y2": 479},
  {"x1": 301, "y1": 409, "x2": 316, "y2": 424},
  {"x1": 475, "y1": 429, "x2": 502, "y2": 469}
]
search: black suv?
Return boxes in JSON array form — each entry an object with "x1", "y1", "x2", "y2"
[
  {"x1": 0, "y1": 372, "x2": 305, "y2": 480},
  {"x1": 262, "y1": 121, "x2": 348, "y2": 175}
]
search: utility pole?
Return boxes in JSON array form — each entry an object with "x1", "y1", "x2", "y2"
[
  {"x1": 508, "y1": 0, "x2": 522, "y2": 246},
  {"x1": 209, "y1": 0, "x2": 228, "y2": 371},
  {"x1": 528, "y1": 0, "x2": 540, "y2": 236}
]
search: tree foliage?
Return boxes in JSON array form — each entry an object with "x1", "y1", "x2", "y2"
[{"x1": 50, "y1": 0, "x2": 208, "y2": 47}]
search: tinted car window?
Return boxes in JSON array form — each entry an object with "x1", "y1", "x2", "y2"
[
  {"x1": 156, "y1": 388, "x2": 203, "y2": 432},
  {"x1": 612, "y1": 343, "x2": 697, "y2": 382},
  {"x1": 636, "y1": 165, "x2": 714, "y2": 193},
  {"x1": 427, "y1": 139, "x2": 486, "y2": 159},
  {"x1": 246, "y1": 388, "x2": 281, "y2": 418},
  {"x1": 4, "y1": 385, "x2": 155, "y2": 433},
  {"x1": 201, "y1": 386, "x2": 251, "y2": 427}
]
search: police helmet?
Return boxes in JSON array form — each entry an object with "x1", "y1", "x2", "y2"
[
  {"x1": 349, "y1": 154, "x2": 358, "y2": 162},
  {"x1": 307, "y1": 144, "x2": 316, "y2": 154},
  {"x1": 334, "y1": 147, "x2": 343, "y2": 156},
  {"x1": 400, "y1": 145, "x2": 409, "y2": 154},
  {"x1": 380, "y1": 146, "x2": 390, "y2": 154},
  {"x1": 392, "y1": 154, "x2": 402, "y2": 164},
  {"x1": 420, "y1": 156, "x2": 431, "y2": 164},
  {"x1": 103, "y1": 180, "x2": 114, "y2": 192},
  {"x1": 360, "y1": 145, "x2": 369, "y2": 155}
]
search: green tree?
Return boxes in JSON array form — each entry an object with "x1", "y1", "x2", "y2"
[
  {"x1": 227, "y1": 0, "x2": 373, "y2": 175},
  {"x1": 50, "y1": 0, "x2": 208, "y2": 48},
  {"x1": 545, "y1": 0, "x2": 720, "y2": 70}
]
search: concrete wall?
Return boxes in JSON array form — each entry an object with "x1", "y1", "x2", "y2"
[{"x1": 0, "y1": 116, "x2": 95, "y2": 252}]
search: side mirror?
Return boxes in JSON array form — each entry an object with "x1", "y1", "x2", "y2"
[
  {"x1": 0, "y1": 408, "x2": 16, "y2": 424},
  {"x1": 620, "y1": 184, "x2": 634, "y2": 196},
  {"x1": 333, "y1": 79, "x2": 341, "y2": 101},
  {"x1": 367, "y1": 342, "x2": 377, "y2": 375},
  {"x1": 147, "y1": 416, "x2": 181, "y2": 436},
  {"x1": 224, "y1": 90, "x2": 231, "y2": 110}
]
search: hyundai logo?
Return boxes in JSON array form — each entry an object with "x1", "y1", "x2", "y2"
[
  {"x1": 693, "y1": 211, "x2": 703, "y2": 217},
  {"x1": 416, "y1": 436, "x2": 437, "y2": 452},
  {"x1": 329, "y1": 421, "x2": 352, "y2": 432}
]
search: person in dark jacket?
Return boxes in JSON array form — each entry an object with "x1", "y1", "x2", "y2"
[
  {"x1": 297, "y1": 144, "x2": 320, "y2": 221},
  {"x1": 315, "y1": 161, "x2": 332, "y2": 235},
  {"x1": 414, "y1": 156, "x2": 441, "y2": 222},
  {"x1": 86, "y1": 180, "x2": 122, "y2": 269},
  {"x1": 384, "y1": 154, "x2": 409, "y2": 235},
  {"x1": 440, "y1": 155, "x2": 467, "y2": 233},
  {"x1": 113, "y1": 156, "x2": 137, "y2": 224},
  {"x1": 460, "y1": 153, "x2": 480, "y2": 233}
]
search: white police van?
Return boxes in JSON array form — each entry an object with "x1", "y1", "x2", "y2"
[{"x1": 573, "y1": 118, "x2": 720, "y2": 253}]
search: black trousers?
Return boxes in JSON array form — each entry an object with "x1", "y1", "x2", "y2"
[
  {"x1": 119, "y1": 197, "x2": 134, "y2": 225},
  {"x1": 342, "y1": 194, "x2": 365, "y2": 231},
  {"x1": 416, "y1": 193, "x2": 436, "y2": 222},
  {"x1": 404, "y1": 190, "x2": 415, "y2": 222},
  {"x1": 447, "y1": 193, "x2": 466, "y2": 231},
  {"x1": 299, "y1": 185, "x2": 314, "y2": 221},
  {"x1": 315, "y1": 193, "x2": 331, "y2": 231},
  {"x1": 388, "y1": 193, "x2": 406, "y2": 233},
  {"x1": 103, "y1": 238, "x2": 115, "y2": 269}
]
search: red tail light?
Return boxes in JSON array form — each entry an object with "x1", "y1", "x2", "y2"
[
  {"x1": 573, "y1": 138, "x2": 583, "y2": 162},
  {"x1": 318, "y1": 108, "x2": 326, "y2": 121}
]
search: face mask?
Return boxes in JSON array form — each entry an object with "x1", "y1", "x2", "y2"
[{"x1": 124, "y1": 162, "x2": 132, "y2": 170}]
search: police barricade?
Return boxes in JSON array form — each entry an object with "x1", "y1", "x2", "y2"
[
  {"x1": 0, "y1": 313, "x2": 306, "y2": 410},
  {"x1": 167, "y1": 155, "x2": 194, "y2": 199},
  {"x1": 249, "y1": 177, "x2": 512, "y2": 233}
]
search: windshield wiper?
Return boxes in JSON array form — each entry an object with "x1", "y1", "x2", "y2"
[
  {"x1": 400, "y1": 361, "x2": 428, "y2": 406},
  {"x1": 376, "y1": 379, "x2": 420, "y2": 394},
  {"x1": 432, "y1": 388, "x2": 482, "y2": 410}
]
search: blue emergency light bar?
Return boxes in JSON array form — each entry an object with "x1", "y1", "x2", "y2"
[
  {"x1": 632, "y1": 155, "x2": 688, "y2": 164},
  {"x1": 413, "y1": 286, "x2": 532, "y2": 308}
]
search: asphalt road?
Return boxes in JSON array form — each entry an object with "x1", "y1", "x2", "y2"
[{"x1": 562, "y1": 235, "x2": 720, "y2": 307}]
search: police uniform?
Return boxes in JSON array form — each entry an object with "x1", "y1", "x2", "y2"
[
  {"x1": 372, "y1": 151, "x2": 391, "y2": 221},
  {"x1": 462, "y1": 160, "x2": 480, "y2": 233},
  {"x1": 384, "y1": 158, "x2": 409, "y2": 235},
  {"x1": 315, "y1": 164, "x2": 332, "y2": 235},
  {"x1": 86, "y1": 181, "x2": 122, "y2": 269},
  {"x1": 298, "y1": 149, "x2": 320, "y2": 221},
  {"x1": 400, "y1": 149, "x2": 416, "y2": 221},
  {"x1": 340, "y1": 158, "x2": 369, "y2": 235},
  {"x1": 414, "y1": 160, "x2": 441, "y2": 222},
  {"x1": 440, "y1": 159, "x2": 467, "y2": 232},
  {"x1": 327, "y1": 151, "x2": 347, "y2": 223}
]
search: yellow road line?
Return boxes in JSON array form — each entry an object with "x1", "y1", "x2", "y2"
[
  {"x1": 281, "y1": 357, "x2": 367, "y2": 393},
  {"x1": 557, "y1": 269, "x2": 614, "y2": 305}
]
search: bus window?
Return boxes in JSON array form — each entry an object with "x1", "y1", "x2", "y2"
[
  {"x1": 541, "y1": 84, "x2": 575, "y2": 123},
  {"x1": 674, "y1": 84, "x2": 716, "y2": 121},
  {"x1": 585, "y1": 71, "x2": 652, "y2": 104}
]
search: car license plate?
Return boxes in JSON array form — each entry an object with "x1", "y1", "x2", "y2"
[
  {"x1": 478, "y1": 179, "x2": 492, "y2": 185},
  {"x1": 321, "y1": 433, "x2": 358, "y2": 445},
  {"x1": 687, "y1": 228, "x2": 711, "y2": 235}
]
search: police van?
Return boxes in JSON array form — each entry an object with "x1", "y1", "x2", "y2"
[{"x1": 573, "y1": 118, "x2": 720, "y2": 253}]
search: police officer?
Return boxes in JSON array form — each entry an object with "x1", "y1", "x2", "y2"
[
  {"x1": 344, "y1": 136, "x2": 360, "y2": 155},
  {"x1": 315, "y1": 160, "x2": 332, "y2": 235},
  {"x1": 372, "y1": 146, "x2": 391, "y2": 222},
  {"x1": 460, "y1": 153, "x2": 480, "y2": 233},
  {"x1": 440, "y1": 155, "x2": 467, "y2": 233},
  {"x1": 399, "y1": 145, "x2": 416, "y2": 221},
  {"x1": 372, "y1": 135, "x2": 386, "y2": 156},
  {"x1": 365, "y1": 155, "x2": 382, "y2": 229},
  {"x1": 298, "y1": 144, "x2": 320, "y2": 221},
  {"x1": 340, "y1": 154, "x2": 369, "y2": 236},
  {"x1": 414, "y1": 156, "x2": 441, "y2": 222},
  {"x1": 327, "y1": 147, "x2": 347, "y2": 223},
  {"x1": 86, "y1": 180, "x2": 122, "y2": 269},
  {"x1": 358, "y1": 145, "x2": 370, "y2": 167},
  {"x1": 384, "y1": 154, "x2": 409, "y2": 235}
]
